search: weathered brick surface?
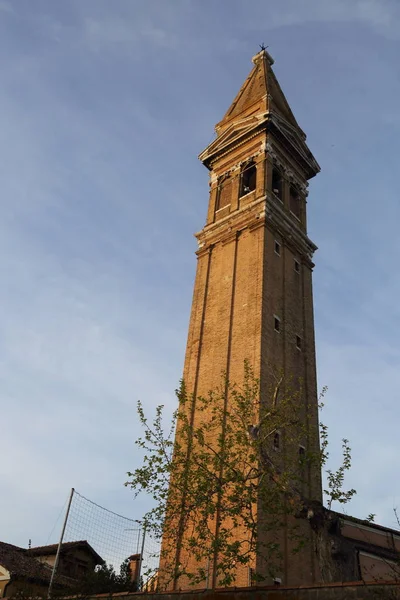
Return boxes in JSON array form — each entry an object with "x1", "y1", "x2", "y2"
[
  {"x1": 85, "y1": 582, "x2": 400, "y2": 600},
  {"x1": 160, "y1": 50, "x2": 322, "y2": 590}
]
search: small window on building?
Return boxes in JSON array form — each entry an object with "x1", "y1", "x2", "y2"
[
  {"x1": 273, "y1": 432, "x2": 280, "y2": 450},
  {"x1": 272, "y1": 168, "x2": 283, "y2": 201},
  {"x1": 239, "y1": 161, "x2": 257, "y2": 197},
  {"x1": 274, "y1": 316, "x2": 280, "y2": 332},
  {"x1": 294, "y1": 259, "x2": 300, "y2": 273},
  {"x1": 296, "y1": 335, "x2": 302, "y2": 350},
  {"x1": 290, "y1": 186, "x2": 301, "y2": 219},
  {"x1": 299, "y1": 446, "x2": 305, "y2": 462},
  {"x1": 274, "y1": 240, "x2": 281, "y2": 256}
]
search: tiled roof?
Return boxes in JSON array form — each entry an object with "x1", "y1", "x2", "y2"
[
  {"x1": 218, "y1": 49, "x2": 300, "y2": 132},
  {"x1": 0, "y1": 541, "x2": 54, "y2": 583},
  {"x1": 0, "y1": 541, "x2": 73, "y2": 587},
  {"x1": 332, "y1": 510, "x2": 400, "y2": 537},
  {"x1": 27, "y1": 540, "x2": 104, "y2": 565}
]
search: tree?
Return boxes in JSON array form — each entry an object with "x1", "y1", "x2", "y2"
[
  {"x1": 126, "y1": 363, "x2": 356, "y2": 588},
  {"x1": 69, "y1": 559, "x2": 138, "y2": 598}
]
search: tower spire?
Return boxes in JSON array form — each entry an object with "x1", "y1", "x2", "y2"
[
  {"x1": 159, "y1": 50, "x2": 322, "y2": 591},
  {"x1": 200, "y1": 51, "x2": 319, "y2": 178}
]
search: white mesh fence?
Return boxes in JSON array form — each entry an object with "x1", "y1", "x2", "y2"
[{"x1": 59, "y1": 489, "x2": 159, "y2": 589}]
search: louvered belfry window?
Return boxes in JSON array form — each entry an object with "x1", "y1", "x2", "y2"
[{"x1": 239, "y1": 161, "x2": 257, "y2": 197}]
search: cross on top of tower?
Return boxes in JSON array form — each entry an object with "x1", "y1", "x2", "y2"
[
  {"x1": 252, "y1": 45, "x2": 274, "y2": 65},
  {"x1": 159, "y1": 48, "x2": 323, "y2": 591}
]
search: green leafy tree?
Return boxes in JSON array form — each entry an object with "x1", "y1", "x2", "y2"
[{"x1": 126, "y1": 363, "x2": 356, "y2": 588}]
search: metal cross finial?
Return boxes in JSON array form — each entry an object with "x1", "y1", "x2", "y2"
[{"x1": 259, "y1": 43, "x2": 268, "y2": 51}]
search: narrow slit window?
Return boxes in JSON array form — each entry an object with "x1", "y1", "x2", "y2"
[
  {"x1": 290, "y1": 186, "x2": 301, "y2": 219},
  {"x1": 296, "y1": 335, "x2": 302, "y2": 350},
  {"x1": 274, "y1": 316, "x2": 280, "y2": 332},
  {"x1": 274, "y1": 241, "x2": 281, "y2": 256},
  {"x1": 294, "y1": 259, "x2": 300, "y2": 273},
  {"x1": 272, "y1": 168, "x2": 283, "y2": 201},
  {"x1": 273, "y1": 432, "x2": 280, "y2": 450},
  {"x1": 239, "y1": 161, "x2": 257, "y2": 197},
  {"x1": 299, "y1": 446, "x2": 305, "y2": 462}
]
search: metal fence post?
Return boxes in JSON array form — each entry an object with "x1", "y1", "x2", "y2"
[
  {"x1": 47, "y1": 488, "x2": 74, "y2": 599},
  {"x1": 136, "y1": 523, "x2": 146, "y2": 591}
]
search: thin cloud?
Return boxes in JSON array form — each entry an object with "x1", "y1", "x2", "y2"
[
  {"x1": 82, "y1": 16, "x2": 177, "y2": 52},
  {"x1": 0, "y1": 0, "x2": 399, "y2": 549},
  {"x1": 243, "y1": 0, "x2": 400, "y2": 40}
]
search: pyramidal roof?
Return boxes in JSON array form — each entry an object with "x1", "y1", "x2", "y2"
[
  {"x1": 200, "y1": 50, "x2": 319, "y2": 178},
  {"x1": 216, "y1": 49, "x2": 302, "y2": 135}
]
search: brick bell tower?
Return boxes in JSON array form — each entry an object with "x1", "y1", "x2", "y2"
[{"x1": 159, "y1": 49, "x2": 322, "y2": 590}]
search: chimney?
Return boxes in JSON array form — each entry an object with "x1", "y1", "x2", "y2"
[{"x1": 128, "y1": 554, "x2": 141, "y2": 583}]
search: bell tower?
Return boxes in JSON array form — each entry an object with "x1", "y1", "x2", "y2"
[{"x1": 160, "y1": 49, "x2": 322, "y2": 590}]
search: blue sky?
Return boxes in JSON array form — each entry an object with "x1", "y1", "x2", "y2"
[{"x1": 1, "y1": 0, "x2": 400, "y2": 552}]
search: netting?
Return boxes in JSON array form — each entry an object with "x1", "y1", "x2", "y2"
[
  {"x1": 61, "y1": 489, "x2": 159, "y2": 585},
  {"x1": 141, "y1": 534, "x2": 160, "y2": 589}
]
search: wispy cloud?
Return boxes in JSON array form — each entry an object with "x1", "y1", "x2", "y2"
[
  {"x1": 0, "y1": 0, "x2": 399, "y2": 550},
  {"x1": 0, "y1": 3, "x2": 188, "y2": 546},
  {"x1": 240, "y1": 0, "x2": 400, "y2": 40},
  {"x1": 82, "y1": 17, "x2": 177, "y2": 51}
]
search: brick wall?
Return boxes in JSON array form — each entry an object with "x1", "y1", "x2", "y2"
[
  {"x1": 159, "y1": 51, "x2": 323, "y2": 590},
  {"x1": 83, "y1": 582, "x2": 400, "y2": 600}
]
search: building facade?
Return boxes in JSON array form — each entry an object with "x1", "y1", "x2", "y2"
[
  {"x1": 0, "y1": 540, "x2": 103, "y2": 597},
  {"x1": 160, "y1": 49, "x2": 323, "y2": 590}
]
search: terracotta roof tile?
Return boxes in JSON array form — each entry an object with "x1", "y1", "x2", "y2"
[{"x1": 0, "y1": 541, "x2": 75, "y2": 587}]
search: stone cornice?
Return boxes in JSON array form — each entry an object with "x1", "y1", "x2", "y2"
[
  {"x1": 199, "y1": 117, "x2": 265, "y2": 165},
  {"x1": 195, "y1": 194, "x2": 317, "y2": 264},
  {"x1": 215, "y1": 143, "x2": 266, "y2": 180},
  {"x1": 196, "y1": 197, "x2": 266, "y2": 250},
  {"x1": 200, "y1": 111, "x2": 319, "y2": 181},
  {"x1": 268, "y1": 118, "x2": 320, "y2": 179},
  {"x1": 208, "y1": 128, "x2": 265, "y2": 170},
  {"x1": 265, "y1": 194, "x2": 317, "y2": 261}
]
